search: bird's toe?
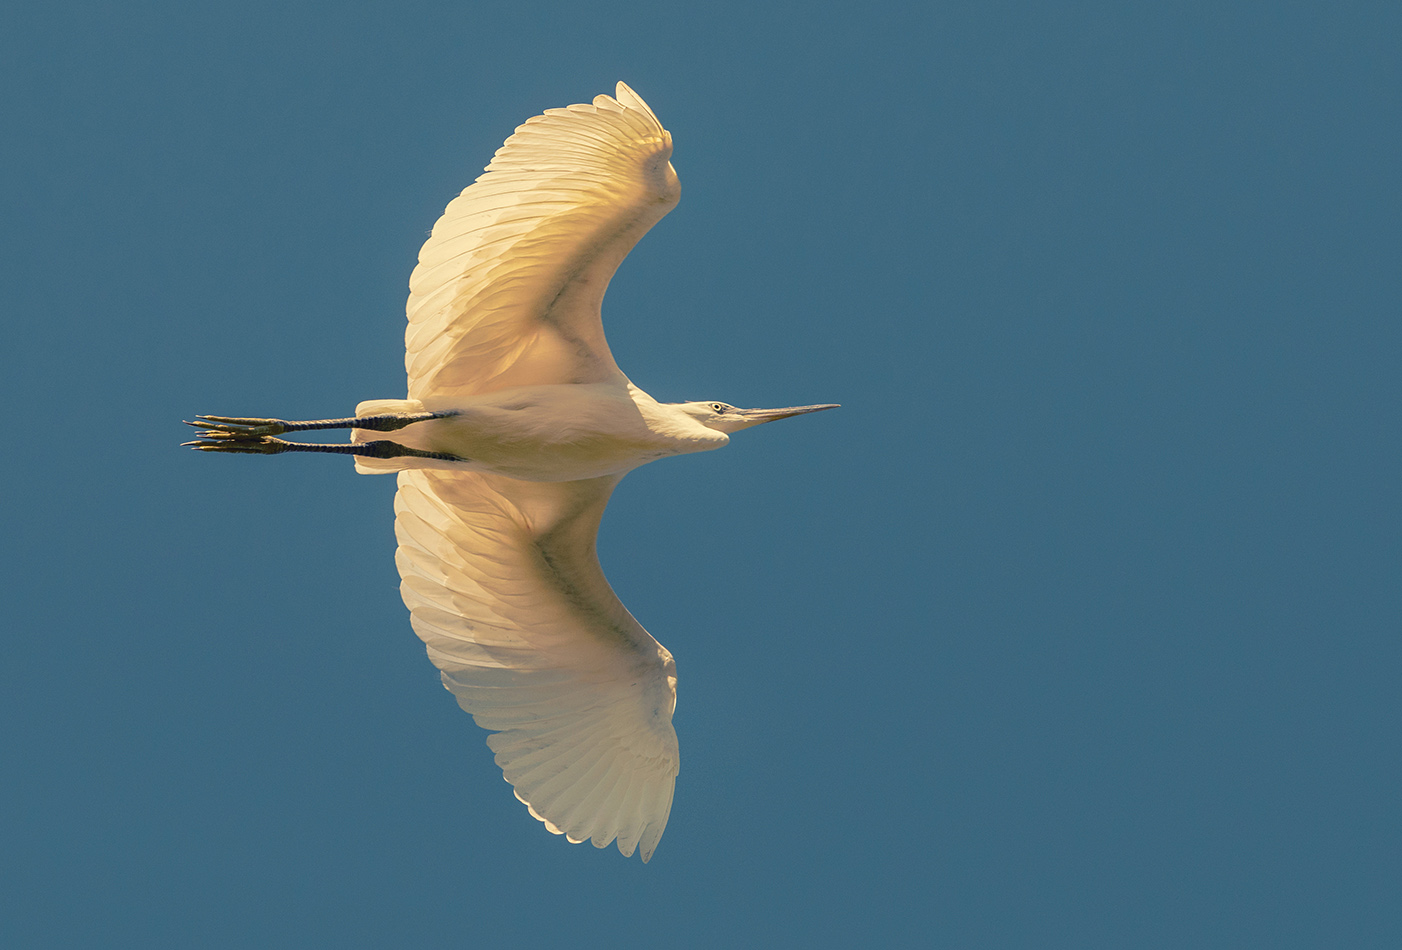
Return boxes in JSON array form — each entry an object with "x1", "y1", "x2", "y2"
[
  {"x1": 189, "y1": 415, "x2": 289, "y2": 437},
  {"x1": 183, "y1": 435, "x2": 288, "y2": 454}
]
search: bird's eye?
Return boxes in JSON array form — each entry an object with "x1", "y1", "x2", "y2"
[{"x1": 711, "y1": 403, "x2": 726, "y2": 413}]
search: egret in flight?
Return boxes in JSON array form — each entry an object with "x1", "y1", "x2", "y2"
[{"x1": 186, "y1": 83, "x2": 836, "y2": 862}]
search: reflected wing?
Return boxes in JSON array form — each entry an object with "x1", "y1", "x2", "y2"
[
  {"x1": 406, "y1": 82, "x2": 680, "y2": 401},
  {"x1": 394, "y1": 468, "x2": 680, "y2": 861}
]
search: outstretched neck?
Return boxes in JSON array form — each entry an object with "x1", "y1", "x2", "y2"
[{"x1": 628, "y1": 384, "x2": 731, "y2": 453}]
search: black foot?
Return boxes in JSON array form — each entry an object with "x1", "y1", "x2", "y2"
[
  {"x1": 183, "y1": 433, "x2": 297, "y2": 454},
  {"x1": 186, "y1": 415, "x2": 291, "y2": 437}
]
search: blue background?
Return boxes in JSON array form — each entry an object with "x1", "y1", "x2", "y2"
[{"x1": 3, "y1": 1, "x2": 1398, "y2": 946}]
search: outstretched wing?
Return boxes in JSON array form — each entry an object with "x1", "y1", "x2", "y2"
[
  {"x1": 406, "y1": 82, "x2": 680, "y2": 402},
  {"x1": 393, "y1": 468, "x2": 680, "y2": 861}
]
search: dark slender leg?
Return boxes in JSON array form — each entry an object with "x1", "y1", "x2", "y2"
[
  {"x1": 183, "y1": 434, "x2": 467, "y2": 462},
  {"x1": 187, "y1": 411, "x2": 457, "y2": 437},
  {"x1": 183, "y1": 411, "x2": 467, "y2": 460}
]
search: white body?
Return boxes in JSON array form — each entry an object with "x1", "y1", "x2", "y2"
[{"x1": 352, "y1": 381, "x2": 728, "y2": 481}]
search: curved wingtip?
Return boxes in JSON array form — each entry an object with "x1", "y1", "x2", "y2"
[{"x1": 614, "y1": 81, "x2": 661, "y2": 124}]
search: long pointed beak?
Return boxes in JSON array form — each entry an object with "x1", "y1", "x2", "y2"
[{"x1": 735, "y1": 404, "x2": 841, "y2": 426}]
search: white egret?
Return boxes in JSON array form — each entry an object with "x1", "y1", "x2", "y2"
[{"x1": 186, "y1": 83, "x2": 836, "y2": 862}]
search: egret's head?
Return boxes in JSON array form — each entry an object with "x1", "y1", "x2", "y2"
[{"x1": 676, "y1": 400, "x2": 840, "y2": 434}]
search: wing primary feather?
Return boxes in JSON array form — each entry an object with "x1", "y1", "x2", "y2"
[
  {"x1": 612, "y1": 771, "x2": 649, "y2": 858},
  {"x1": 637, "y1": 779, "x2": 676, "y2": 863},
  {"x1": 587, "y1": 769, "x2": 634, "y2": 850},
  {"x1": 514, "y1": 744, "x2": 610, "y2": 815},
  {"x1": 550, "y1": 749, "x2": 625, "y2": 843}
]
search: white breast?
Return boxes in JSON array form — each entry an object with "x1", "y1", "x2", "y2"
[{"x1": 407, "y1": 383, "x2": 721, "y2": 481}]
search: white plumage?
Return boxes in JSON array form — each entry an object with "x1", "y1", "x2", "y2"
[
  {"x1": 187, "y1": 83, "x2": 835, "y2": 862},
  {"x1": 394, "y1": 468, "x2": 678, "y2": 860},
  {"x1": 404, "y1": 82, "x2": 678, "y2": 401}
]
